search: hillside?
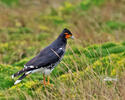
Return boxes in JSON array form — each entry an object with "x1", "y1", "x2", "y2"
[{"x1": 0, "y1": 0, "x2": 125, "y2": 100}]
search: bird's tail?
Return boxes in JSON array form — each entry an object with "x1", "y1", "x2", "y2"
[
  {"x1": 14, "y1": 72, "x2": 31, "y2": 85},
  {"x1": 12, "y1": 67, "x2": 32, "y2": 85}
]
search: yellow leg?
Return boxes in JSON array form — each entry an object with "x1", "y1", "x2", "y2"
[
  {"x1": 47, "y1": 76, "x2": 50, "y2": 84},
  {"x1": 43, "y1": 74, "x2": 46, "y2": 85},
  {"x1": 47, "y1": 76, "x2": 53, "y2": 87},
  {"x1": 43, "y1": 75, "x2": 53, "y2": 87}
]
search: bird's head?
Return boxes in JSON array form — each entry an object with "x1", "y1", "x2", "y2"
[{"x1": 60, "y1": 28, "x2": 74, "y2": 39}]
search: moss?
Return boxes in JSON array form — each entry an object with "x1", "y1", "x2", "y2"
[
  {"x1": 0, "y1": 64, "x2": 20, "y2": 90},
  {"x1": 101, "y1": 42, "x2": 117, "y2": 49},
  {"x1": 83, "y1": 43, "x2": 125, "y2": 60},
  {"x1": 108, "y1": 46, "x2": 125, "y2": 54},
  {"x1": 0, "y1": 63, "x2": 44, "y2": 91},
  {"x1": 58, "y1": 71, "x2": 85, "y2": 83},
  {"x1": 86, "y1": 53, "x2": 125, "y2": 76}
]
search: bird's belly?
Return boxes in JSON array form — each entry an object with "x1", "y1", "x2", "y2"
[
  {"x1": 43, "y1": 68, "x2": 53, "y2": 75},
  {"x1": 31, "y1": 67, "x2": 53, "y2": 75}
]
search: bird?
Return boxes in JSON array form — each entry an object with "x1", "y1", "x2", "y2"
[{"x1": 12, "y1": 28, "x2": 74, "y2": 85}]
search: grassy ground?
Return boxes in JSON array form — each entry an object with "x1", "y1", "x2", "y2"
[{"x1": 0, "y1": 0, "x2": 125, "y2": 100}]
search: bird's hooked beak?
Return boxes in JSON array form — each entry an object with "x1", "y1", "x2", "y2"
[
  {"x1": 64, "y1": 32, "x2": 74, "y2": 39},
  {"x1": 70, "y1": 35, "x2": 74, "y2": 39}
]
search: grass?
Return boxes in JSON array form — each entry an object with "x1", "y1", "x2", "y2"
[
  {"x1": 0, "y1": 0, "x2": 19, "y2": 6},
  {"x1": 0, "y1": 0, "x2": 125, "y2": 100},
  {"x1": 1, "y1": 42, "x2": 125, "y2": 99}
]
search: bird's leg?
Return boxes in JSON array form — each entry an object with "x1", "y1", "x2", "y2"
[
  {"x1": 47, "y1": 76, "x2": 50, "y2": 84},
  {"x1": 47, "y1": 76, "x2": 53, "y2": 87},
  {"x1": 43, "y1": 74, "x2": 53, "y2": 87},
  {"x1": 43, "y1": 74, "x2": 46, "y2": 85}
]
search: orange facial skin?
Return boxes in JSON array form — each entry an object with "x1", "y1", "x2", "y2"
[{"x1": 64, "y1": 33, "x2": 72, "y2": 39}]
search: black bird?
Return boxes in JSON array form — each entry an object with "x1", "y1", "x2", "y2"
[{"x1": 12, "y1": 28, "x2": 74, "y2": 85}]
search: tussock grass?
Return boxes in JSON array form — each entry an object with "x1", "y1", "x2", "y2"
[
  {"x1": 0, "y1": 0, "x2": 125, "y2": 99},
  {"x1": 0, "y1": 42, "x2": 125, "y2": 100}
]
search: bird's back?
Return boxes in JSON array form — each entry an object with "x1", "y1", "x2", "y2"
[{"x1": 25, "y1": 37, "x2": 66, "y2": 68}]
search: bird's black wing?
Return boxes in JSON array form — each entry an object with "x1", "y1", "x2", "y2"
[{"x1": 25, "y1": 47, "x2": 64, "y2": 68}]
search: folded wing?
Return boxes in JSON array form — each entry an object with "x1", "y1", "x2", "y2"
[{"x1": 25, "y1": 47, "x2": 65, "y2": 68}]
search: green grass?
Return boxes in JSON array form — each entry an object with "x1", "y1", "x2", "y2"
[
  {"x1": 0, "y1": 0, "x2": 125, "y2": 99},
  {"x1": 1, "y1": 42, "x2": 125, "y2": 99}
]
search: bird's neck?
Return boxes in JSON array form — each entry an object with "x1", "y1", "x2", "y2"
[
  {"x1": 57, "y1": 36, "x2": 67, "y2": 43},
  {"x1": 51, "y1": 36, "x2": 67, "y2": 48}
]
